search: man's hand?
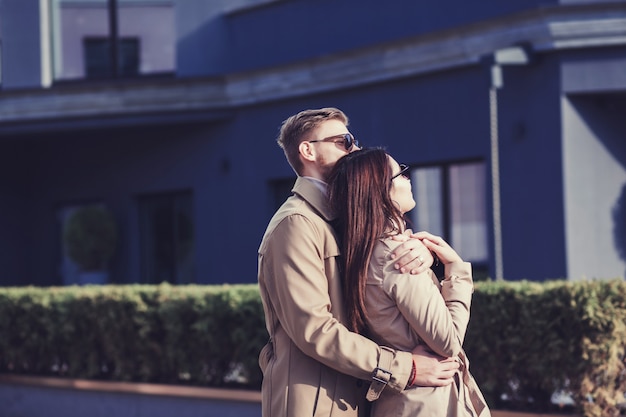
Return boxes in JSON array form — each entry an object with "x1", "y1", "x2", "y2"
[
  {"x1": 411, "y1": 345, "x2": 459, "y2": 387},
  {"x1": 390, "y1": 232, "x2": 434, "y2": 274}
]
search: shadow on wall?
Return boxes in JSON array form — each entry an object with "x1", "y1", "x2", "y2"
[{"x1": 614, "y1": 183, "x2": 626, "y2": 276}]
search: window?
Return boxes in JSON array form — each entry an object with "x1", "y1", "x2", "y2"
[
  {"x1": 84, "y1": 36, "x2": 139, "y2": 78},
  {"x1": 50, "y1": 0, "x2": 175, "y2": 81},
  {"x1": 59, "y1": 204, "x2": 89, "y2": 285},
  {"x1": 409, "y1": 161, "x2": 489, "y2": 279},
  {"x1": 138, "y1": 191, "x2": 194, "y2": 284},
  {"x1": 58, "y1": 202, "x2": 115, "y2": 285}
]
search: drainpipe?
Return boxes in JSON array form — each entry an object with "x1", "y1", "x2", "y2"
[{"x1": 489, "y1": 46, "x2": 530, "y2": 281}]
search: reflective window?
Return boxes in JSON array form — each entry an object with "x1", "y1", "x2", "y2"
[
  {"x1": 50, "y1": 0, "x2": 175, "y2": 81},
  {"x1": 84, "y1": 36, "x2": 139, "y2": 78},
  {"x1": 449, "y1": 162, "x2": 488, "y2": 263},
  {"x1": 138, "y1": 191, "x2": 195, "y2": 284},
  {"x1": 409, "y1": 161, "x2": 489, "y2": 279},
  {"x1": 411, "y1": 166, "x2": 445, "y2": 238},
  {"x1": 58, "y1": 203, "x2": 117, "y2": 285}
]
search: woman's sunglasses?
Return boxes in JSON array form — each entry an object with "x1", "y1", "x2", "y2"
[
  {"x1": 391, "y1": 164, "x2": 410, "y2": 180},
  {"x1": 309, "y1": 133, "x2": 359, "y2": 151}
]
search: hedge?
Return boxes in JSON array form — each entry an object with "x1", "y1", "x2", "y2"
[
  {"x1": 0, "y1": 284, "x2": 267, "y2": 388},
  {"x1": 0, "y1": 280, "x2": 625, "y2": 417},
  {"x1": 465, "y1": 279, "x2": 626, "y2": 417}
]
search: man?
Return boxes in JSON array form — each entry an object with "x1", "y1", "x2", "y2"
[{"x1": 258, "y1": 108, "x2": 460, "y2": 417}]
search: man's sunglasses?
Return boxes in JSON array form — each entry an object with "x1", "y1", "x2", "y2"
[
  {"x1": 391, "y1": 164, "x2": 410, "y2": 180},
  {"x1": 309, "y1": 133, "x2": 359, "y2": 151}
]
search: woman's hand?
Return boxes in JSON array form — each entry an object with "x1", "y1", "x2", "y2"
[
  {"x1": 390, "y1": 231, "x2": 434, "y2": 274},
  {"x1": 410, "y1": 231, "x2": 463, "y2": 265}
]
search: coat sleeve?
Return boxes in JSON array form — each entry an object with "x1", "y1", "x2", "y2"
[
  {"x1": 441, "y1": 261, "x2": 474, "y2": 344},
  {"x1": 260, "y1": 213, "x2": 412, "y2": 392},
  {"x1": 380, "y1": 244, "x2": 473, "y2": 358}
]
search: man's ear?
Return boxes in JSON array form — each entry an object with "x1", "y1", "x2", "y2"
[{"x1": 299, "y1": 141, "x2": 316, "y2": 162}]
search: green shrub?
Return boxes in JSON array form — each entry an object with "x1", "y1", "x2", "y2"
[
  {"x1": 0, "y1": 280, "x2": 624, "y2": 417},
  {"x1": 63, "y1": 206, "x2": 117, "y2": 272},
  {"x1": 0, "y1": 284, "x2": 267, "y2": 389},
  {"x1": 465, "y1": 279, "x2": 626, "y2": 417}
]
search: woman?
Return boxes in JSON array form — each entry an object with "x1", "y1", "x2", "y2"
[{"x1": 327, "y1": 148, "x2": 490, "y2": 417}]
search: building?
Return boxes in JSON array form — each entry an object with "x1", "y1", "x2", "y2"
[{"x1": 0, "y1": 0, "x2": 624, "y2": 286}]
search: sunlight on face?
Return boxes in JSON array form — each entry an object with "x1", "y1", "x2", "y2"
[{"x1": 389, "y1": 156, "x2": 416, "y2": 214}]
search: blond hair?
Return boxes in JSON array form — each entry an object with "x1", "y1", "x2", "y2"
[{"x1": 277, "y1": 107, "x2": 349, "y2": 175}]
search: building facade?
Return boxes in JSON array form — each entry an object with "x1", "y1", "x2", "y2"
[{"x1": 0, "y1": 0, "x2": 624, "y2": 286}]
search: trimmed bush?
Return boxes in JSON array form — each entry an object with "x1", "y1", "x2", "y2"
[
  {"x1": 0, "y1": 280, "x2": 625, "y2": 416},
  {"x1": 63, "y1": 206, "x2": 117, "y2": 272},
  {"x1": 465, "y1": 279, "x2": 626, "y2": 417},
  {"x1": 0, "y1": 284, "x2": 267, "y2": 388}
]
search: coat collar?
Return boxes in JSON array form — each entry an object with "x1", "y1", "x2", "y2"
[{"x1": 292, "y1": 176, "x2": 336, "y2": 222}]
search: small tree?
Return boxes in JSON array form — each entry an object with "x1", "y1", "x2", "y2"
[{"x1": 63, "y1": 205, "x2": 118, "y2": 272}]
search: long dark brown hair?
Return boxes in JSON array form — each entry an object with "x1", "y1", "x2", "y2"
[{"x1": 327, "y1": 148, "x2": 406, "y2": 333}]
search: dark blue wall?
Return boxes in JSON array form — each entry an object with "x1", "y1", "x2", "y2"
[
  {"x1": 496, "y1": 54, "x2": 567, "y2": 280},
  {"x1": 2, "y1": 0, "x2": 623, "y2": 286},
  {"x1": 0, "y1": 0, "x2": 44, "y2": 89},
  {"x1": 178, "y1": 0, "x2": 558, "y2": 76},
  {"x1": 223, "y1": 0, "x2": 556, "y2": 74},
  {"x1": 1, "y1": 61, "x2": 570, "y2": 285},
  {"x1": 238, "y1": 60, "x2": 568, "y2": 282}
]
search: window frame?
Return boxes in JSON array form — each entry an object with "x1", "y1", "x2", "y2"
[
  {"x1": 50, "y1": 0, "x2": 175, "y2": 83},
  {"x1": 407, "y1": 158, "x2": 490, "y2": 280}
]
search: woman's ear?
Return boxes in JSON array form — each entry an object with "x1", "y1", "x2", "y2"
[{"x1": 299, "y1": 141, "x2": 316, "y2": 162}]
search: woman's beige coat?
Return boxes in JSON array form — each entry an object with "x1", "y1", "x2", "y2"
[
  {"x1": 258, "y1": 177, "x2": 413, "y2": 417},
  {"x1": 365, "y1": 237, "x2": 491, "y2": 417}
]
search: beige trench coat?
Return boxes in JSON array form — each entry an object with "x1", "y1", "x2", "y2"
[
  {"x1": 258, "y1": 177, "x2": 413, "y2": 417},
  {"x1": 365, "y1": 237, "x2": 491, "y2": 417}
]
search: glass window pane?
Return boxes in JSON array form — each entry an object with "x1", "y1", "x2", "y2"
[
  {"x1": 139, "y1": 191, "x2": 194, "y2": 284},
  {"x1": 52, "y1": 0, "x2": 110, "y2": 80},
  {"x1": 449, "y1": 162, "x2": 488, "y2": 262},
  {"x1": 50, "y1": 0, "x2": 174, "y2": 81},
  {"x1": 118, "y1": 37, "x2": 139, "y2": 76},
  {"x1": 84, "y1": 37, "x2": 112, "y2": 78},
  {"x1": 174, "y1": 193, "x2": 194, "y2": 283},
  {"x1": 83, "y1": 36, "x2": 138, "y2": 78},
  {"x1": 118, "y1": 0, "x2": 175, "y2": 75},
  {"x1": 409, "y1": 167, "x2": 444, "y2": 237},
  {"x1": 58, "y1": 202, "x2": 114, "y2": 285}
]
